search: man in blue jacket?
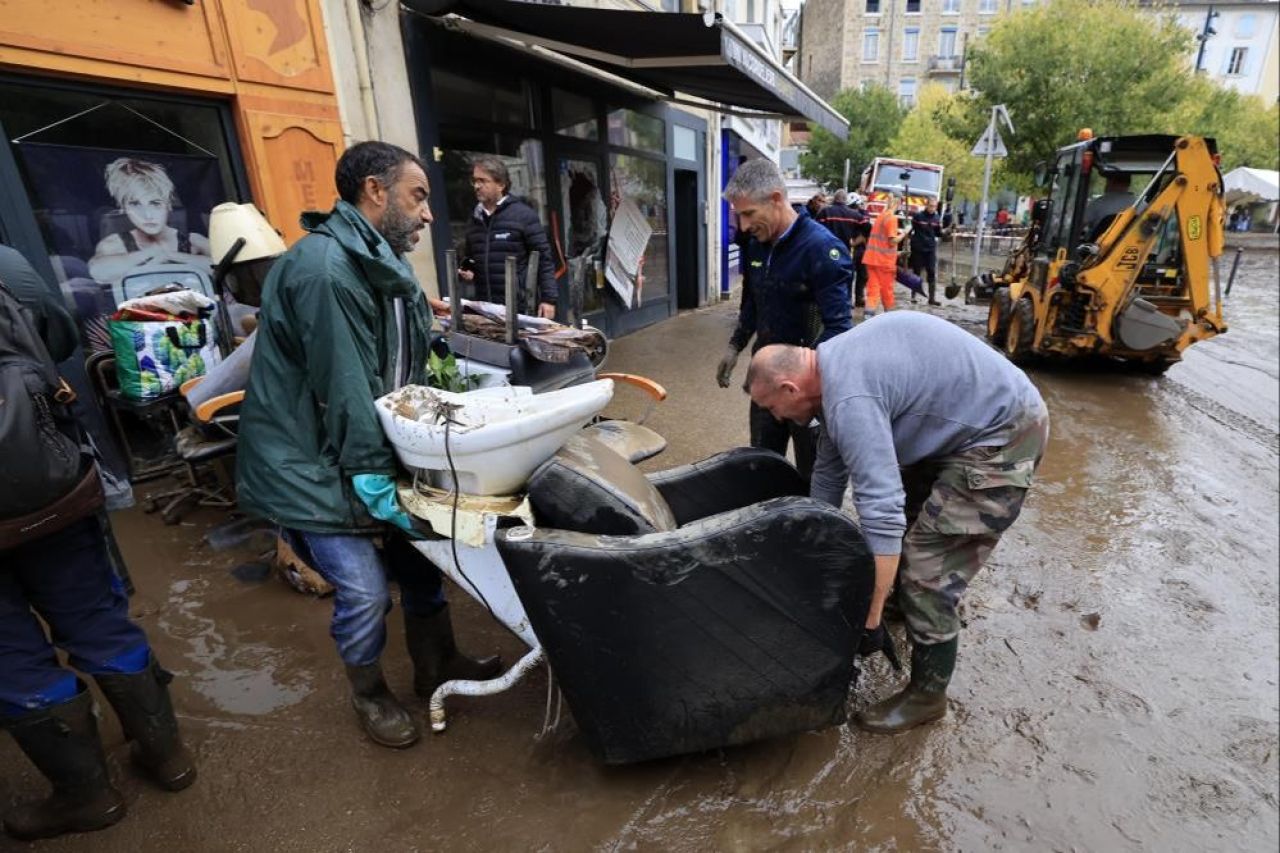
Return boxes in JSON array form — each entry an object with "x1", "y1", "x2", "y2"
[
  {"x1": 237, "y1": 141, "x2": 500, "y2": 750},
  {"x1": 715, "y1": 158, "x2": 853, "y2": 479},
  {"x1": 458, "y1": 156, "x2": 558, "y2": 318},
  {"x1": 909, "y1": 198, "x2": 944, "y2": 306}
]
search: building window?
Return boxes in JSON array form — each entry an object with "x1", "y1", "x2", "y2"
[
  {"x1": 863, "y1": 28, "x2": 880, "y2": 61},
  {"x1": 977, "y1": 25, "x2": 990, "y2": 38},
  {"x1": 979, "y1": 0, "x2": 997, "y2": 13},
  {"x1": 903, "y1": 27, "x2": 920, "y2": 61},
  {"x1": 906, "y1": 0, "x2": 921, "y2": 13},
  {"x1": 939, "y1": 27, "x2": 958, "y2": 57},
  {"x1": 898, "y1": 77, "x2": 917, "y2": 107},
  {"x1": 552, "y1": 89, "x2": 597, "y2": 140},
  {"x1": 1226, "y1": 46, "x2": 1248, "y2": 75},
  {"x1": 942, "y1": 0, "x2": 960, "y2": 13},
  {"x1": 866, "y1": 0, "x2": 880, "y2": 14},
  {"x1": 1235, "y1": 14, "x2": 1257, "y2": 38},
  {"x1": 606, "y1": 109, "x2": 665, "y2": 153}
]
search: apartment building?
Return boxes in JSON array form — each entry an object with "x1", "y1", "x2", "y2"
[
  {"x1": 1161, "y1": 0, "x2": 1280, "y2": 103},
  {"x1": 798, "y1": 0, "x2": 1029, "y2": 105}
]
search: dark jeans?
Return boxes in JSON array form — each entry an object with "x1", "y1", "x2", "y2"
[
  {"x1": 853, "y1": 260, "x2": 867, "y2": 308},
  {"x1": 280, "y1": 528, "x2": 446, "y2": 667},
  {"x1": 910, "y1": 250, "x2": 937, "y2": 288},
  {"x1": 749, "y1": 400, "x2": 817, "y2": 481},
  {"x1": 0, "y1": 517, "x2": 151, "y2": 716}
]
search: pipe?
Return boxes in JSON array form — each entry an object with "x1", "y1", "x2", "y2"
[
  {"x1": 1224, "y1": 245, "x2": 1244, "y2": 296},
  {"x1": 446, "y1": 249, "x2": 463, "y2": 343},
  {"x1": 504, "y1": 255, "x2": 518, "y2": 344},
  {"x1": 429, "y1": 645, "x2": 545, "y2": 732},
  {"x1": 345, "y1": 0, "x2": 380, "y2": 139}
]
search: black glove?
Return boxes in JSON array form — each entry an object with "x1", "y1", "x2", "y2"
[
  {"x1": 715, "y1": 345, "x2": 741, "y2": 389},
  {"x1": 857, "y1": 625, "x2": 902, "y2": 671}
]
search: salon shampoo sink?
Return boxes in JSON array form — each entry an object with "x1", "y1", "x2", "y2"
[{"x1": 376, "y1": 381, "x2": 614, "y2": 496}]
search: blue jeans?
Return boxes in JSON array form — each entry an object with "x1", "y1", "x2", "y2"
[
  {"x1": 0, "y1": 517, "x2": 151, "y2": 716},
  {"x1": 280, "y1": 529, "x2": 446, "y2": 667}
]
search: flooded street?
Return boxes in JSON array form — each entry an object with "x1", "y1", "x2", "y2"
[{"x1": 2, "y1": 240, "x2": 1276, "y2": 852}]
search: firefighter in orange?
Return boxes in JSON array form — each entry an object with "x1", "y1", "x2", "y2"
[{"x1": 863, "y1": 194, "x2": 904, "y2": 318}]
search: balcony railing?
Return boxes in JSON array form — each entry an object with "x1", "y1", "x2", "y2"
[{"x1": 927, "y1": 55, "x2": 962, "y2": 74}]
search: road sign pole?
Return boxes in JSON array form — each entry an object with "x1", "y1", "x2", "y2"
[{"x1": 972, "y1": 105, "x2": 998, "y2": 276}]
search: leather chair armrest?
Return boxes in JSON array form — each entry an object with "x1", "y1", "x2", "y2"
[{"x1": 646, "y1": 447, "x2": 807, "y2": 526}]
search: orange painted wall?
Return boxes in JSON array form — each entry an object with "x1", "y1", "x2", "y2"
[{"x1": 0, "y1": 0, "x2": 345, "y2": 244}]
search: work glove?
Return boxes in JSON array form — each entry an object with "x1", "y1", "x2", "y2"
[
  {"x1": 351, "y1": 474, "x2": 423, "y2": 539},
  {"x1": 857, "y1": 624, "x2": 903, "y2": 672},
  {"x1": 715, "y1": 345, "x2": 741, "y2": 389}
]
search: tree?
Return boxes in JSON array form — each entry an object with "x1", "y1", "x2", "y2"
[
  {"x1": 955, "y1": 0, "x2": 1194, "y2": 176},
  {"x1": 889, "y1": 83, "x2": 996, "y2": 201},
  {"x1": 1164, "y1": 76, "x2": 1280, "y2": 172},
  {"x1": 799, "y1": 85, "x2": 906, "y2": 188}
]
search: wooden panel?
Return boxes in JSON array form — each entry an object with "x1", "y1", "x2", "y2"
[
  {"x1": 0, "y1": 46, "x2": 237, "y2": 95},
  {"x1": 220, "y1": 0, "x2": 334, "y2": 94},
  {"x1": 0, "y1": 0, "x2": 229, "y2": 80},
  {"x1": 240, "y1": 110, "x2": 343, "y2": 244}
]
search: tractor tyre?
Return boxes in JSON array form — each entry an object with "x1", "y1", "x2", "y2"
[
  {"x1": 1004, "y1": 297, "x2": 1036, "y2": 362},
  {"x1": 987, "y1": 288, "x2": 1012, "y2": 346}
]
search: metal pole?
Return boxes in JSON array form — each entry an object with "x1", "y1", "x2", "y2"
[
  {"x1": 1224, "y1": 245, "x2": 1244, "y2": 296},
  {"x1": 445, "y1": 249, "x2": 463, "y2": 345},
  {"x1": 843, "y1": 158, "x2": 850, "y2": 190},
  {"x1": 972, "y1": 105, "x2": 997, "y2": 277},
  {"x1": 504, "y1": 255, "x2": 518, "y2": 344}
]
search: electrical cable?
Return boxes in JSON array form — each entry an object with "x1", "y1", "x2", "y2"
[{"x1": 443, "y1": 409, "x2": 497, "y2": 622}]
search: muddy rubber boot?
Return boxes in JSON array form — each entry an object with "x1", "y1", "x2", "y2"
[
  {"x1": 405, "y1": 604, "x2": 503, "y2": 700},
  {"x1": 927, "y1": 280, "x2": 941, "y2": 306},
  {"x1": 94, "y1": 657, "x2": 196, "y2": 792},
  {"x1": 854, "y1": 638, "x2": 957, "y2": 734},
  {"x1": 344, "y1": 663, "x2": 419, "y2": 748},
  {"x1": 2, "y1": 691, "x2": 127, "y2": 841}
]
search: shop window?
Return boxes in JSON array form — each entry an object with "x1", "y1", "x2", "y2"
[
  {"x1": 673, "y1": 125, "x2": 698, "y2": 162},
  {"x1": 0, "y1": 80, "x2": 243, "y2": 355},
  {"x1": 558, "y1": 157, "x2": 608, "y2": 315},
  {"x1": 903, "y1": 27, "x2": 920, "y2": 61},
  {"x1": 552, "y1": 89, "x2": 598, "y2": 141},
  {"x1": 863, "y1": 28, "x2": 880, "y2": 62},
  {"x1": 432, "y1": 68, "x2": 532, "y2": 128},
  {"x1": 607, "y1": 109, "x2": 665, "y2": 154},
  {"x1": 610, "y1": 153, "x2": 668, "y2": 303}
]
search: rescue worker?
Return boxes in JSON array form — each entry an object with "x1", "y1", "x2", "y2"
[
  {"x1": 816, "y1": 189, "x2": 863, "y2": 303},
  {"x1": 237, "y1": 141, "x2": 501, "y2": 750},
  {"x1": 744, "y1": 312, "x2": 1049, "y2": 733},
  {"x1": 715, "y1": 158, "x2": 853, "y2": 481},
  {"x1": 1, "y1": 244, "x2": 195, "y2": 841},
  {"x1": 909, "y1": 199, "x2": 944, "y2": 306},
  {"x1": 457, "y1": 155, "x2": 558, "y2": 319},
  {"x1": 863, "y1": 195, "x2": 904, "y2": 317},
  {"x1": 848, "y1": 194, "x2": 871, "y2": 312}
]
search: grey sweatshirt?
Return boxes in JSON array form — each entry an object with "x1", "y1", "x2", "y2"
[{"x1": 810, "y1": 312, "x2": 1044, "y2": 555}]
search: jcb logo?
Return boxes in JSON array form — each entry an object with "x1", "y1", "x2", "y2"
[
  {"x1": 1116, "y1": 246, "x2": 1142, "y2": 270},
  {"x1": 1188, "y1": 215, "x2": 1203, "y2": 240}
]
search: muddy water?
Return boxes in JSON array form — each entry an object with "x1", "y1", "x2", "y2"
[{"x1": 1, "y1": 242, "x2": 1275, "y2": 852}]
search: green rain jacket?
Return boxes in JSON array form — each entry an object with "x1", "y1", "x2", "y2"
[{"x1": 236, "y1": 201, "x2": 432, "y2": 533}]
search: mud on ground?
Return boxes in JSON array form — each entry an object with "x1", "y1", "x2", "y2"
[{"x1": 1, "y1": 242, "x2": 1276, "y2": 852}]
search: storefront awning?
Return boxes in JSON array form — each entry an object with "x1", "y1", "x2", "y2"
[{"x1": 402, "y1": 0, "x2": 849, "y2": 139}]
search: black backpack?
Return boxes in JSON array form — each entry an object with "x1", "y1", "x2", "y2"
[{"x1": 0, "y1": 280, "x2": 84, "y2": 519}]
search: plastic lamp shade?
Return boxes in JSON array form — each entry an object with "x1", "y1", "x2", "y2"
[{"x1": 209, "y1": 202, "x2": 287, "y2": 266}]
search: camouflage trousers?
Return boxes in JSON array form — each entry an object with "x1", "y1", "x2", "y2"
[{"x1": 897, "y1": 398, "x2": 1050, "y2": 645}]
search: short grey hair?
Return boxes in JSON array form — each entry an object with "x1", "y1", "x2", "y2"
[
  {"x1": 723, "y1": 158, "x2": 785, "y2": 203},
  {"x1": 833, "y1": 188, "x2": 848, "y2": 204},
  {"x1": 472, "y1": 155, "x2": 511, "y2": 193},
  {"x1": 744, "y1": 344, "x2": 806, "y2": 394}
]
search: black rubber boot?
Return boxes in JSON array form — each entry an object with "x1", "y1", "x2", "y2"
[
  {"x1": 405, "y1": 604, "x2": 503, "y2": 700},
  {"x1": 2, "y1": 691, "x2": 127, "y2": 841},
  {"x1": 344, "y1": 663, "x2": 419, "y2": 748},
  {"x1": 854, "y1": 638, "x2": 957, "y2": 734},
  {"x1": 94, "y1": 657, "x2": 196, "y2": 792},
  {"x1": 927, "y1": 280, "x2": 941, "y2": 306}
]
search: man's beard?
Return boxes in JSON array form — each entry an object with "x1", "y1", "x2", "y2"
[{"x1": 380, "y1": 204, "x2": 420, "y2": 255}]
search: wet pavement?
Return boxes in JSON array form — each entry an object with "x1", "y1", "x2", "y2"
[{"x1": 2, "y1": 237, "x2": 1277, "y2": 852}]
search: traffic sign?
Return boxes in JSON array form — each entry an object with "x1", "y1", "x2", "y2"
[{"x1": 971, "y1": 126, "x2": 1008, "y2": 158}]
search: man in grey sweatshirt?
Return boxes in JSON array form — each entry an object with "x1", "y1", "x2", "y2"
[{"x1": 745, "y1": 312, "x2": 1049, "y2": 733}]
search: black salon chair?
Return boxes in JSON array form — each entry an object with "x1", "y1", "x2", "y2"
[{"x1": 495, "y1": 435, "x2": 874, "y2": 765}]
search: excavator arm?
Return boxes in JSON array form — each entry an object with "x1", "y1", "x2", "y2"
[{"x1": 1075, "y1": 136, "x2": 1226, "y2": 351}]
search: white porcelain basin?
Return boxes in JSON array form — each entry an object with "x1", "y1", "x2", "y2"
[{"x1": 376, "y1": 380, "x2": 614, "y2": 496}]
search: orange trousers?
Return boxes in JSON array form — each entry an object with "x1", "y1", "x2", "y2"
[{"x1": 865, "y1": 265, "x2": 896, "y2": 312}]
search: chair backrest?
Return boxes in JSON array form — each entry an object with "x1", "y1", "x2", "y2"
[
  {"x1": 526, "y1": 433, "x2": 677, "y2": 535},
  {"x1": 115, "y1": 264, "x2": 215, "y2": 307}
]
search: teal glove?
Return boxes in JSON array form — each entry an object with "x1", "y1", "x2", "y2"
[{"x1": 351, "y1": 474, "x2": 421, "y2": 539}]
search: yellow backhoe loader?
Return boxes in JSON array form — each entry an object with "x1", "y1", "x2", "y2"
[{"x1": 985, "y1": 132, "x2": 1227, "y2": 374}]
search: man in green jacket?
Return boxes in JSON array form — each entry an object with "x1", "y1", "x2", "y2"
[{"x1": 236, "y1": 141, "x2": 500, "y2": 749}]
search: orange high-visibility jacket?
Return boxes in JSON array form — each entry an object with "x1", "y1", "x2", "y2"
[{"x1": 864, "y1": 208, "x2": 899, "y2": 270}]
